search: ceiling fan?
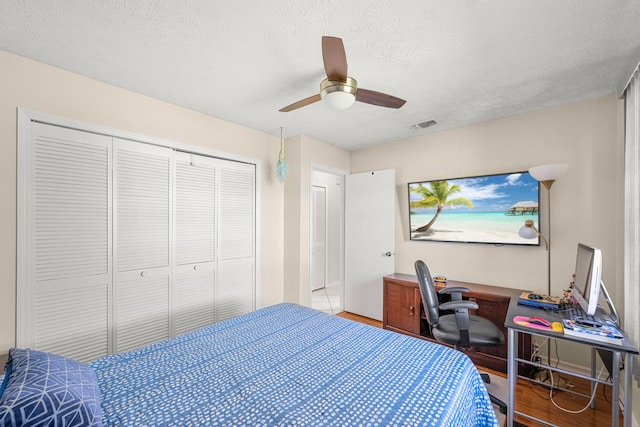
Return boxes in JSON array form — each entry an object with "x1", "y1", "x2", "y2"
[{"x1": 279, "y1": 36, "x2": 406, "y2": 112}]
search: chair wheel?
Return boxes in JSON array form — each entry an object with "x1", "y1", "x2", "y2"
[{"x1": 480, "y1": 372, "x2": 490, "y2": 384}]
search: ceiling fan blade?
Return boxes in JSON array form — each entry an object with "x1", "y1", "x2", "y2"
[
  {"x1": 356, "y1": 88, "x2": 406, "y2": 109},
  {"x1": 322, "y1": 36, "x2": 348, "y2": 82},
  {"x1": 279, "y1": 94, "x2": 322, "y2": 112}
]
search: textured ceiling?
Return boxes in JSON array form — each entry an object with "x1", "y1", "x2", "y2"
[{"x1": 1, "y1": 1, "x2": 640, "y2": 150}]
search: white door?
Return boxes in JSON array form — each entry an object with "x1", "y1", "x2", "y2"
[
  {"x1": 217, "y1": 160, "x2": 256, "y2": 320},
  {"x1": 17, "y1": 123, "x2": 112, "y2": 362},
  {"x1": 345, "y1": 169, "x2": 395, "y2": 320},
  {"x1": 173, "y1": 152, "x2": 217, "y2": 335},
  {"x1": 113, "y1": 138, "x2": 173, "y2": 353},
  {"x1": 311, "y1": 185, "x2": 327, "y2": 291},
  {"x1": 17, "y1": 111, "x2": 258, "y2": 361}
]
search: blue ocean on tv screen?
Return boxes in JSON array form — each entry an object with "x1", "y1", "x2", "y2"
[
  {"x1": 409, "y1": 171, "x2": 540, "y2": 244},
  {"x1": 410, "y1": 210, "x2": 539, "y2": 244},
  {"x1": 411, "y1": 210, "x2": 530, "y2": 233}
]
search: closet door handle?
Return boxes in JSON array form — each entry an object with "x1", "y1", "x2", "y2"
[
  {"x1": 140, "y1": 271, "x2": 147, "y2": 278},
  {"x1": 193, "y1": 264, "x2": 199, "y2": 271},
  {"x1": 409, "y1": 305, "x2": 415, "y2": 316}
]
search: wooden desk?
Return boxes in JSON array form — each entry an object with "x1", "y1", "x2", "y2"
[{"x1": 383, "y1": 273, "x2": 531, "y2": 373}]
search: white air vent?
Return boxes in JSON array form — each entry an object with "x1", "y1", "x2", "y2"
[{"x1": 410, "y1": 120, "x2": 437, "y2": 130}]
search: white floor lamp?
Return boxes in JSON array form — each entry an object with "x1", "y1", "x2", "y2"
[
  {"x1": 519, "y1": 163, "x2": 568, "y2": 297},
  {"x1": 519, "y1": 163, "x2": 568, "y2": 382}
]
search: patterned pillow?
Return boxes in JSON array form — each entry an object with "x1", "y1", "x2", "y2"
[{"x1": 0, "y1": 348, "x2": 103, "y2": 426}]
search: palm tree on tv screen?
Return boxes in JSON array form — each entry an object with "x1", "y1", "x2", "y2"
[{"x1": 410, "y1": 180, "x2": 473, "y2": 232}]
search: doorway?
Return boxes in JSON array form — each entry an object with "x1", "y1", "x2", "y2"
[
  {"x1": 311, "y1": 185, "x2": 327, "y2": 292},
  {"x1": 310, "y1": 168, "x2": 344, "y2": 314}
]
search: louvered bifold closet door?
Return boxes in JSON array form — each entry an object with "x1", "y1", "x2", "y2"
[
  {"x1": 173, "y1": 152, "x2": 217, "y2": 335},
  {"x1": 22, "y1": 123, "x2": 112, "y2": 363},
  {"x1": 217, "y1": 160, "x2": 256, "y2": 321},
  {"x1": 113, "y1": 138, "x2": 172, "y2": 353}
]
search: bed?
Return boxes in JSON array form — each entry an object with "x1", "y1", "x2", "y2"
[{"x1": 0, "y1": 303, "x2": 498, "y2": 426}]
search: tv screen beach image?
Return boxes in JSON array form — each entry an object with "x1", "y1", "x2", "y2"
[{"x1": 408, "y1": 171, "x2": 540, "y2": 245}]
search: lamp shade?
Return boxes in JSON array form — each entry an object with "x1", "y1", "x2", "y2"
[
  {"x1": 518, "y1": 219, "x2": 549, "y2": 250},
  {"x1": 528, "y1": 163, "x2": 568, "y2": 182},
  {"x1": 518, "y1": 224, "x2": 539, "y2": 239}
]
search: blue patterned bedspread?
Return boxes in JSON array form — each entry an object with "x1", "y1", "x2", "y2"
[{"x1": 91, "y1": 303, "x2": 498, "y2": 426}]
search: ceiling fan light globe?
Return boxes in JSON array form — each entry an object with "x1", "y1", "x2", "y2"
[
  {"x1": 320, "y1": 77, "x2": 357, "y2": 110},
  {"x1": 323, "y1": 91, "x2": 356, "y2": 110}
]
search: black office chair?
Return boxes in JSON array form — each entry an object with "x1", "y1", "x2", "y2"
[{"x1": 414, "y1": 260, "x2": 507, "y2": 414}]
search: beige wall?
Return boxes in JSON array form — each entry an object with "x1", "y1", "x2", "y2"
[
  {"x1": 0, "y1": 50, "x2": 285, "y2": 353},
  {"x1": 283, "y1": 134, "x2": 350, "y2": 306},
  {"x1": 351, "y1": 96, "x2": 624, "y2": 303}
]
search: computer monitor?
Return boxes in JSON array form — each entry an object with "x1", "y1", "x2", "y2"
[{"x1": 571, "y1": 243, "x2": 602, "y2": 316}]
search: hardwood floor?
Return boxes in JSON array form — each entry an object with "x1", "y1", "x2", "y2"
[{"x1": 337, "y1": 311, "x2": 623, "y2": 427}]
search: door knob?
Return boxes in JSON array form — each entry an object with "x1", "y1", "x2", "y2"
[{"x1": 384, "y1": 251, "x2": 393, "y2": 257}]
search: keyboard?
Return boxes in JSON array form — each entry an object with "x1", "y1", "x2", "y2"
[{"x1": 567, "y1": 304, "x2": 606, "y2": 327}]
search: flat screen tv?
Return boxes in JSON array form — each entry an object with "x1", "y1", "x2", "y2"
[{"x1": 408, "y1": 171, "x2": 540, "y2": 245}]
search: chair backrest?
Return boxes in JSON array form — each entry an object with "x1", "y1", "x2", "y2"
[{"x1": 414, "y1": 260, "x2": 439, "y2": 327}]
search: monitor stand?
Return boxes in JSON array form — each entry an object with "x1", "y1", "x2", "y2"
[
  {"x1": 599, "y1": 280, "x2": 620, "y2": 326},
  {"x1": 596, "y1": 280, "x2": 621, "y2": 379}
]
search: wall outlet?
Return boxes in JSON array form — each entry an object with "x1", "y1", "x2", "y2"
[{"x1": 532, "y1": 342, "x2": 541, "y2": 354}]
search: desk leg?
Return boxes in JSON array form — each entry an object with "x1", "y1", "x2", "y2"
[
  {"x1": 507, "y1": 328, "x2": 516, "y2": 427},
  {"x1": 624, "y1": 354, "x2": 633, "y2": 427},
  {"x1": 612, "y1": 351, "x2": 620, "y2": 427},
  {"x1": 591, "y1": 347, "x2": 597, "y2": 409}
]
